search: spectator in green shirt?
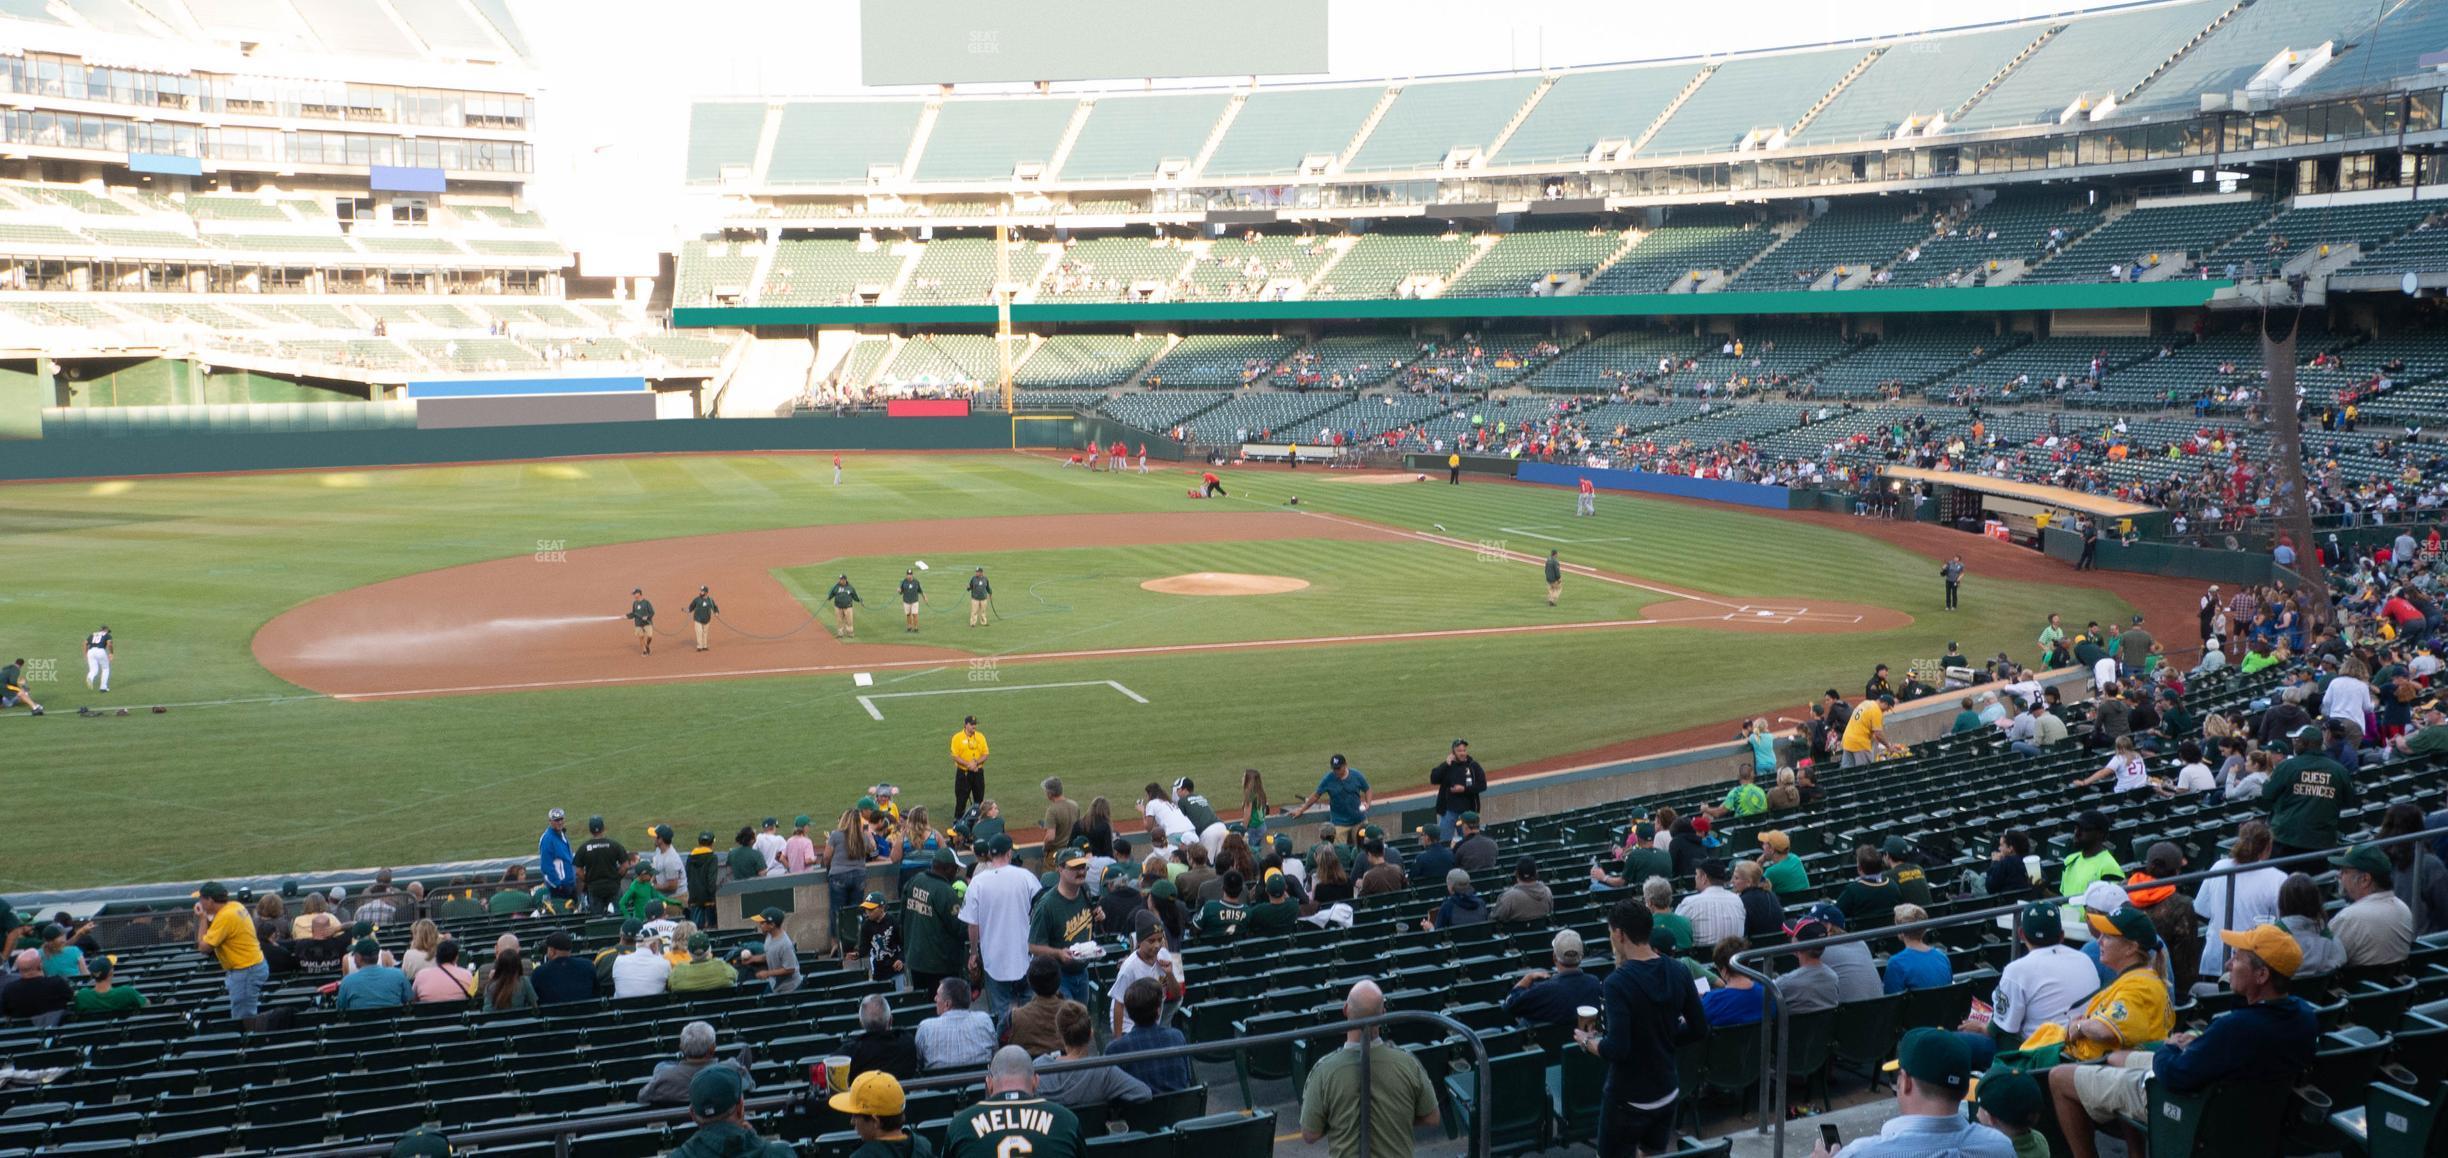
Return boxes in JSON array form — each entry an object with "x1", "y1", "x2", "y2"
[
  {"x1": 1756, "y1": 830, "x2": 1808, "y2": 896},
  {"x1": 487, "y1": 865, "x2": 536, "y2": 915},
  {"x1": 71, "y1": 957, "x2": 145, "y2": 1016},
  {"x1": 1643, "y1": 877, "x2": 1693, "y2": 950},
  {"x1": 617, "y1": 865, "x2": 673, "y2": 923},
  {"x1": 1701, "y1": 766, "x2": 1769, "y2": 822},
  {"x1": 670, "y1": 933, "x2": 740, "y2": 993},
  {"x1": 726, "y1": 827, "x2": 767, "y2": 884},
  {"x1": 2392, "y1": 702, "x2": 2448, "y2": 757}
]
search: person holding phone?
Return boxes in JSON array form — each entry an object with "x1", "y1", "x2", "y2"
[{"x1": 1811, "y1": 1028, "x2": 2012, "y2": 1156}]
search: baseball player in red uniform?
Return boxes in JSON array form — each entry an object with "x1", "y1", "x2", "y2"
[
  {"x1": 1135, "y1": 443, "x2": 1149, "y2": 474},
  {"x1": 1200, "y1": 471, "x2": 1225, "y2": 498},
  {"x1": 1576, "y1": 476, "x2": 1596, "y2": 517},
  {"x1": 1110, "y1": 441, "x2": 1127, "y2": 475}
]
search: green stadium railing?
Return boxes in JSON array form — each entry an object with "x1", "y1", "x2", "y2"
[
  {"x1": 1725, "y1": 821, "x2": 2448, "y2": 1156},
  {"x1": 674, "y1": 281, "x2": 2235, "y2": 330},
  {"x1": 313, "y1": 1008, "x2": 1491, "y2": 1158}
]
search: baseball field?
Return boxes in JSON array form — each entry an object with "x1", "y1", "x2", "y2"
[{"x1": 5, "y1": 452, "x2": 2139, "y2": 892}]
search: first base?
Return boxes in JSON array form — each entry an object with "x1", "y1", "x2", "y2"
[{"x1": 853, "y1": 672, "x2": 874, "y2": 687}]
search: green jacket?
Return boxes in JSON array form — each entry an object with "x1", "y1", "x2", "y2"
[
  {"x1": 616, "y1": 879, "x2": 671, "y2": 922},
  {"x1": 901, "y1": 869, "x2": 966, "y2": 976}
]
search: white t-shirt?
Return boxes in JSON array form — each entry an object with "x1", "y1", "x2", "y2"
[
  {"x1": 2107, "y1": 753, "x2": 2151, "y2": 793},
  {"x1": 2322, "y1": 677, "x2": 2375, "y2": 725},
  {"x1": 960, "y1": 862, "x2": 1042, "y2": 983},
  {"x1": 2193, "y1": 860, "x2": 2286, "y2": 975},
  {"x1": 753, "y1": 832, "x2": 788, "y2": 874},
  {"x1": 1140, "y1": 798, "x2": 1197, "y2": 843},
  {"x1": 611, "y1": 946, "x2": 671, "y2": 998},
  {"x1": 1107, "y1": 948, "x2": 1183, "y2": 1031},
  {"x1": 2171, "y1": 762, "x2": 2215, "y2": 794},
  {"x1": 1989, "y1": 944, "x2": 2099, "y2": 1036},
  {"x1": 2093, "y1": 657, "x2": 2119, "y2": 690}
]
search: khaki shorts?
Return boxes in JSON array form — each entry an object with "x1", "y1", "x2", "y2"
[{"x1": 2071, "y1": 1052, "x2": 2154, "y2": 1123}]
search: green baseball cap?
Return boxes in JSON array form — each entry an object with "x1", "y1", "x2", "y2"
[
  {"x1": 1976, "y1": 1071, "x2": 2045, "y2": 1130},
  {"x1": 688, "y1": 1063, "x2": 746, "y2": 1117},
  {"x1": 687, "y1": 932, "x2": 711, "y2": 954},
  {"x1": 859, "y1": 891, "x2": 886, "y2": 911},
  {"x1": 587, "y1": 815, "x2": 605, "y2": 832},
  {"x1": 2016, "y1": 900, "x2": 2064, "y2": 945},
  {"x1": 981, "y1": 833, "x2": 1014, "y2": 857},
  {"x1": 2085, "y1": 904, "x2": 2161, "y2": 950},
  {"x1": 757, "y1": 907, "x2": 786, "y2": 925},
  {"x1": 856, "y1": 796, "x2": 878, "y2": 813},
  {"x1": 619, "y1": 918, "x2": 644, "y2": 938},
  {"x1": 1459, "y1": 811, "x2": 1481, "y2": 826},
  {"x1": 1147, "y1": 878, "x2": 1177, "y2": 899},
  {"x1": 794, "y1": 814, "x2": 813, "y2": 828},
  {"x1": 2329, "y1": 843, "x2": 2392, "y2": 876},
  {"x1": 1887, "y1": 1027, "x2": 1990, "y2": 1094},
  {"x1": 392, "y1": 1126, "x2": 452, "y2": 1157},
  {"x1": 197, "y1": 881, "x2": 230, "y2": 902},
  {"x1": 1881, "y1": 836, "x2": 1915, "y2": 858},
  {"x1": 932, "y1": 847, "x2": 960, "y2": 868}
]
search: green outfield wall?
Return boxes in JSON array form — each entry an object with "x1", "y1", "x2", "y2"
[{"x1": 0, "y1": 413, "x2": 1028, "y2": 481}]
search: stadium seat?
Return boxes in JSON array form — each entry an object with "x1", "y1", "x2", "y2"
[
  {"x1": 1168, "y1": 1110, "x2": 1276, "y2": 1158},
  {"x1": 1545, "y1": 1040, "x2": 1607, "y2": 1147},
  {"x1": 1442, "y1": 1047, "x2": 1547, "y2": 1156}
]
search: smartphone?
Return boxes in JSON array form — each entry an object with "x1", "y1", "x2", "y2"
[{"x1": 1819, "y1": 1124, "x2": 1842, "y2": 1151}]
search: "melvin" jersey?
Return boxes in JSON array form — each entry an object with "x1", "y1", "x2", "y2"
[{"x1": 945, "y1": 1092, "x2": 1084, "y2": 1158}]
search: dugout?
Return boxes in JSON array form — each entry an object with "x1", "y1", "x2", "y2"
[{"x1": 1878, "y1": 466, "x2": 2167, "y2": 544}]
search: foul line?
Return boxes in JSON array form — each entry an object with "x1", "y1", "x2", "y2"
[
  {"x1": 855, "y1": 679, "x2": 1146, "y2": 721},
  {"x1": 1289, "y1": 508, "x2": 1741, "y2": 608}
]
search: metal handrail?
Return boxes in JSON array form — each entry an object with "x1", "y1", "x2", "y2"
[
  {"x1": 1731, "y1": 818, "x2": 2448, "y2": 1157},
  {"x1": 312, "y1": 1008, "x2": 1489, "y2": 1158}
]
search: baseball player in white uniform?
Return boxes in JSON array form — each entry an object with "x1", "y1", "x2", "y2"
[{"x1": 84, "y1": 625, "x2": 113, "y2": 692}]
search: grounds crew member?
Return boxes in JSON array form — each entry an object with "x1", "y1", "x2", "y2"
[
  {"x1": 828, "y1": 574, "x2": 865, "y2": 640},
  {"x1": 575, "y1": 815, "x2": 630, "y2": 913},
  {"x1": 687, "y1": 586, "x2": 719, "y2": 651},
  {"x1": 1, "y1": 658, "x2": 42, "y2": 716},
  {"x1": 1448, "y1": 451, "x2": 1463, "y2": 484},
  {"x1": 1545, "y1": 550, "x2": 1563, "y2": 606},
  {"x1": 1199, "y1": 471, "x2": 1225, "y2": 498},
  {"x1": 903, "y1": 847, "x2": 966, "y2": 997},
  {"x1": 968, "y1": 567, "x2": 993, "y2": 627},
  {"x1": 627, "y1": 587, "x2": 655, "y2": 655},
  {"x1": 951, "y1": 715, "x2": 990, "y2": 819},
  {"x1": 900, "y1": 569, "x2": 926, "y2": 634},
  {"x1": 1941, "y1": 555, "x2": 1965, "y2": 611}
]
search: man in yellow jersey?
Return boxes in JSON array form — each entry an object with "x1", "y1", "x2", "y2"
[{"x1": 1841, "y1": 693, "x2": 1893, "y2": 768}]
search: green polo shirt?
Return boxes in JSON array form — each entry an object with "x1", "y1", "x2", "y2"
[
  {"x1": 1761, "y1": 854, "x2": 1808, "y2": 896},
  {"x1": 829, "y1": 583, "x2": 861, "y2": 609}
]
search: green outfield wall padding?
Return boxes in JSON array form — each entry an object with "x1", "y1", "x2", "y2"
[
  {"x1": 0, "y1": 414, "x2": 1023, "y2": 481},
  {"x1": 1068, "y1": 411, "x2": 1188, "y2": 461},
  {"x1": 676, "y1": 280, "x2": 2231, "y2": 329},
  {"x1": 0, "y1": 366, "x2": 40, "y2": 440},
  {"x1": 62, "y1": 358, "x2": 190, "y2": 408},
  {"x1": 2040, "y1": 527, "x2": 2278, "y2": 585}
]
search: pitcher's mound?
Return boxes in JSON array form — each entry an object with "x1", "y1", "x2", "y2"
[{"x1": 1141, "y1": 572, "x2": 1310, "y2": 596}]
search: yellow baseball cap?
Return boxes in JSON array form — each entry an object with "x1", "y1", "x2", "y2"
[
  {"x1": 828, "y1": 1070, "x2": 905, "y2": 1117},
  {"x1": 2218, "y1": 924, "x2": 2304, "y2": 978}
]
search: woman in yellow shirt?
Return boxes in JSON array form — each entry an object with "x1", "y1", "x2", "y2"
[{"x1": 2025, "y1": 905, "x2": 2173, "y2": 1061}]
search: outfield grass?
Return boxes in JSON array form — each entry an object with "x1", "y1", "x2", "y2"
[{"x1": 2, "y1": 453, "x2": 2133, "y2": 891}]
